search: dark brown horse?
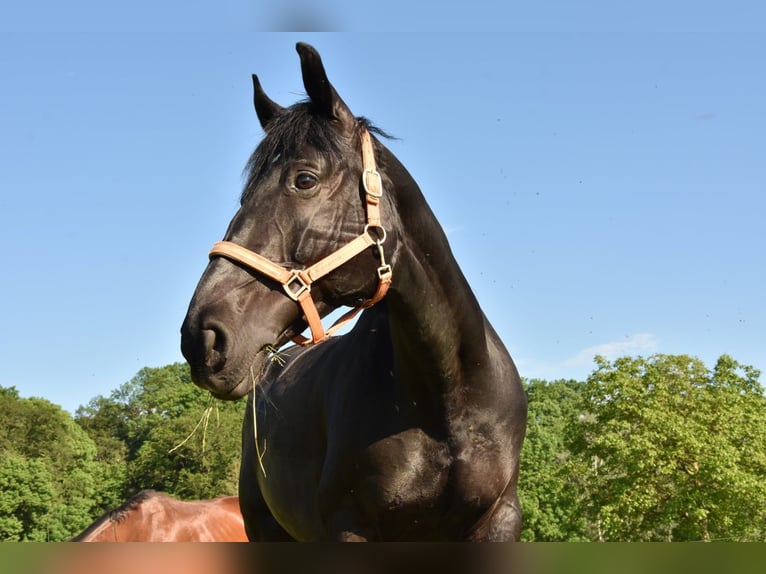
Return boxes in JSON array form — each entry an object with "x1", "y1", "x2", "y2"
[
  {"x1": 180, "y1": 43, "x2": 527, "y2": 541},
  {"x1": 71, "y1": 490, "x2": 248, "y2": 542}
]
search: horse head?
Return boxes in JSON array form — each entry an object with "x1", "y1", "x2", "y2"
[{"x1": 181, "y1": 43, "x2": 398, "y2": 399}]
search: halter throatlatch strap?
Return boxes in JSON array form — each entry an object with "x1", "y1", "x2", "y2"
[{"x1": 208, "y1": 127, "x2": 392, "y2": 346}]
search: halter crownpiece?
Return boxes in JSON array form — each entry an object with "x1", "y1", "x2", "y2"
[{"x1": 208, "y1": 127, "x2": 392, "y2": 346}]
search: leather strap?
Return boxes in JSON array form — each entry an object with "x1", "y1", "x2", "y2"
[
  {"x1": 361, "y1": 129, "x2": 382, "y2": 228},
  {"x1": 301, "y1": 233, "x2": 376, "y2": 282},
  {"x1": 208, "y1": 127, "x2": 392, "y2": 346},
  {"x1": 209, "y1": 242, "x2": 293, "y2": 285}
]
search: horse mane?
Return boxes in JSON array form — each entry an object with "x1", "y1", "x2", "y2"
[
  {"x1": 241, "y1": 102, "x2": 391, "y2": 203},
  {"x1": 70, "y1": 489, "x2": 161, "y2": 540},
  {"x1": 107, "y1": 489, "x2": 160, "y2": 524}
]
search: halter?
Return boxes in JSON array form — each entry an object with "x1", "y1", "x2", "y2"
[{"x1": 208, "y1": 128, "x2": 393, "y2": 346}]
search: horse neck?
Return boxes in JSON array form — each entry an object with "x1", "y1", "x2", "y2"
[
  {"x1": 75, "y1": 513, "x2": 122, "y2": 542},
  {"x1": 384, "y1": 160, "x2": 491, "y2": 394}
]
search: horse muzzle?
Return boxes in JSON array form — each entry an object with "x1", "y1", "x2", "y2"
[{"x1": 180, "y1": 280, "x2": 294, "y2": 400}]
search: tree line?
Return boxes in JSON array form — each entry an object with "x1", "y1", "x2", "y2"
[
  {"x1": 1, "y1": 354, "x2": 764, "y2": 541},
  {"x1": 0, "y1": 364, "x2": 244, "y2": 541}
]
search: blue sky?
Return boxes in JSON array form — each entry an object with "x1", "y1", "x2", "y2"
[{"x1": 1, "y1": 3, "x2": 764, "y2": 414}]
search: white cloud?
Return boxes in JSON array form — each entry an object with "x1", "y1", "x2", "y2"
[
  {"x1": 564, "y1": 333, "x2": 659, "y2": 367},
  {"x1": 515, "y1": 333, "x2": 661, "y2": 381}
]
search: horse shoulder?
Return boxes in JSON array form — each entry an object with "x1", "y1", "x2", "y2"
[{"x1": 213, "y1": 497, "x2": 249, "y2": 541}]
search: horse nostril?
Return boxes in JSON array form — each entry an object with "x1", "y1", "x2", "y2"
[
  {"x1": 181, "y1": 313, "x2": 232, "y2": 379},
  {"x1": 201, "y1": 327, "x2": 227, "y2": 372}
]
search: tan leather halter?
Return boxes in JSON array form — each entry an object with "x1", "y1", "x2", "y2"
[{"x1": 208, "y1": 128, "x2": 392, "y2": 346}]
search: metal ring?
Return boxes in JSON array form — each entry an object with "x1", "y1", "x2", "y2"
[{"x1": 364, "y1": 224, "x2": 387, "y2": 244}]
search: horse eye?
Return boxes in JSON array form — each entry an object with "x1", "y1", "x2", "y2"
[{"x1": 293, "y1": 172, "x2": 319, "y2": 191}]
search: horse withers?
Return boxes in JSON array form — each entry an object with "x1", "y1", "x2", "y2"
[
  {"x1": 71, "y1": 490, "x2": 248, "y2": 542},
  {"x1": 180, "y1": 42, "x2": 527, "y2": 541}
]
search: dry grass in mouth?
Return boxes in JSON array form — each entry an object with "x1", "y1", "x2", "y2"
[
  {"x1": 250, "y1": 365, "x2": 268, "y2": 477},
  {"x1": 249, "y1": 345, "x2": 292, "y2": 477},
  {"x1": 169, "y1": 398, "x2": 219, "y2": 462},
  {"x1": 172, "y1": 346, "x2": 289, "y2": 476},
  {"x1": 264, "y1": 343, "x2": 290, "y2": 366}
]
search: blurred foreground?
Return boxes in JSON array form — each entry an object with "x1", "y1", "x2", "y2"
[{"x1": 5, "y1": 542, "x2": 766, "y2": 574}]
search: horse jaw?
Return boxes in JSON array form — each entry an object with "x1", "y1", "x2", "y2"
[{"x1": 186, "y1": 320, "x2": 307, "y2": 400}]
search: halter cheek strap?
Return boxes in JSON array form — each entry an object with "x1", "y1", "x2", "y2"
[{"x1": 208, "y1": 128, "x2": 392, "y2": 346}]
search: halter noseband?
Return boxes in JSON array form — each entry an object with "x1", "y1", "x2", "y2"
[{"x1": 208, "y1": 128, "x2": 393, "y2": 346}]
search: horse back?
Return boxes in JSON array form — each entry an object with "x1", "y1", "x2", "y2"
[{"x1": 73, "y1": 493, "x2": 247, "y2": 542}]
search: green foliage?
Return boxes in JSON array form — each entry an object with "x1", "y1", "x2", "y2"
[
  {"x1": 0, "y1": 390, "x2": 107, "y2": 540},
  {"x1": 566, "y1": 354, "x2": 766, "y2": 541},
  {"x1": 0, "y1": 363, "x2": 245, "y2": 540},
  {"x1": 2, "y1": 353, "x2": 763, "y2": 541},
  {"x1": 0, "y1": 452, "x2": 55, "y2": 540},
  {"x1": 75, "y1": 363, "x2": 245, "y2": 502},
  {"x1": 129, "y1": 401, "x2": 242, "y2": 499},
  {"x1": 519, "y1": 379, "x2": 588, "y2": 541}
]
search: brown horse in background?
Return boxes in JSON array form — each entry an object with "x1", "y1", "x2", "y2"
[{"x1": 71, "y1": 490, "x2": 247, "y2": 542}]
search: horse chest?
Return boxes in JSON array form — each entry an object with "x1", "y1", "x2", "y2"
[
  {"x1": 254, "y1": 353, "x2": 511, "y2": 537},
  {"x1": 357, "y1": 427, "x2": 451, "y2": 504}
]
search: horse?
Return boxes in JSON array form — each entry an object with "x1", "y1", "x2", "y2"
[
  {"x1": 180, "y1": 42, "x2": 527, "y2": 541},
  {"x1": 71, "y1": 490, "x2": 248, "y2": 542}
]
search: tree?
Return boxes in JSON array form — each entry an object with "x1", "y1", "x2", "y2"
[
  {"x1": 75, "y1": 363, "x2": 245, "y2": 502},
  {"x1": 130, "y1": 401, "x2": 243, "y2": 499},
  {"x1": 567, "y1": 354, "x2": 766, "y2": 541},
  {"x1": 0, "y1": 452, "x2": 55, "y2": 540},
  {"x1": 1, "y1": 365, "x2": 244, "y2": 540},
  {"x1": 71, "y1": 394, "x2": 129, "y2": 512},
  {"x1": 0, "y1": 388, "x2": 107, "y2": 540},
  {"x1": 519, "y1": 379, "x2": 587, "y2": 541}
]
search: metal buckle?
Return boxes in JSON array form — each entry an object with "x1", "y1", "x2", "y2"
[
  {"x1": 362, "y1": 168, "x2": 383, "y2": 198},
  {"x1": 283, "y1": 271, "x2": 310, "y2": 301}
]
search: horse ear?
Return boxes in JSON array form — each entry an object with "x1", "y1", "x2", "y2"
[
  {"x1": 252, "y1": 74, "x2": 284, "y2": 130},
  {"x1": 296, "y1": 42, "x2": 355, "y2": 131}
]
